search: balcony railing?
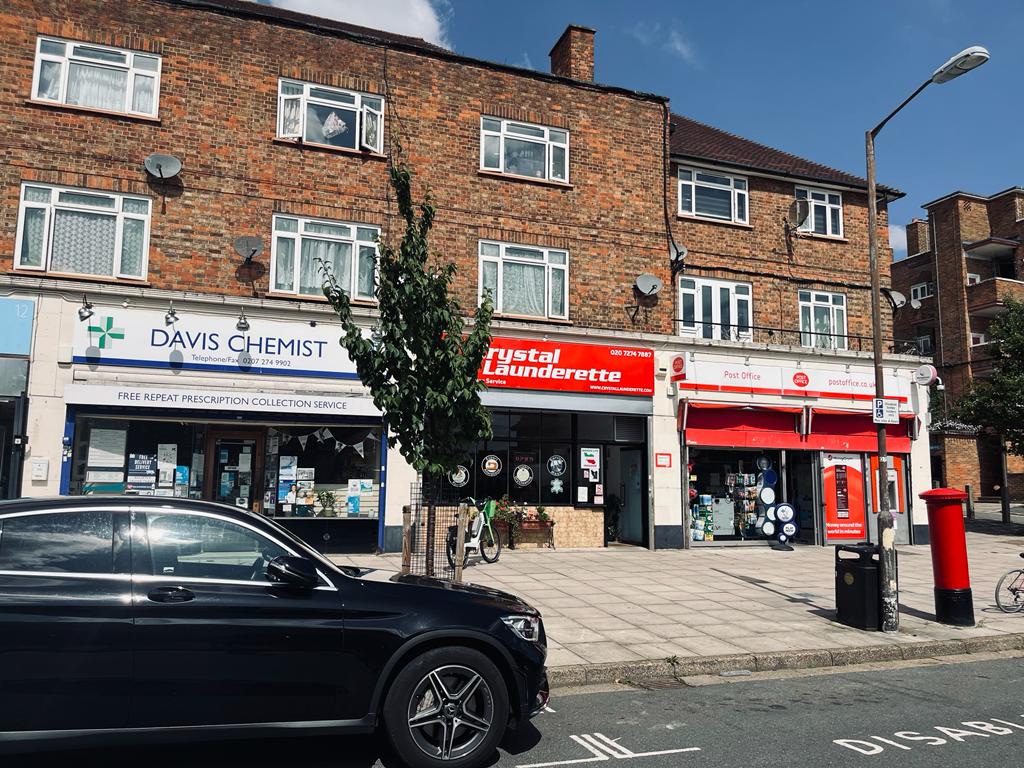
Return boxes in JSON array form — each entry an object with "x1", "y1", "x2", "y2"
[
  {"x1": 675, "y1": 320, "x2": 923, "y2": 355},
  {"x1": 967, "y1": 277, "x2": 1024, "y2": 317}
]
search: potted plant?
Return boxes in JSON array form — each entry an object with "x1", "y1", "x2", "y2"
[
  {"x1": 492, "y1": 495, "x2": 524, "y2": 548},
  {"x1": 316, "y1": 489, "x2": 337, "y2": 518}
]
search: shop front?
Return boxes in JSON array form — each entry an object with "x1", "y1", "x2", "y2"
[
  {"x1": 439, "y1": 335, "x2": 655, "y2": 549},
  {"x1": 673, "y1": 351, "x2": 928, "y2": 547},
  {"x1": 59, "y1": 303, "x2": 386, "y2": 553}
]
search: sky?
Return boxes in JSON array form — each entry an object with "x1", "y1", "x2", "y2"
[{"x1": 261, "y1": 0, "x2": 1024, "y2": 260}]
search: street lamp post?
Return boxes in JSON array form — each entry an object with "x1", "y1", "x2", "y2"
[{"x1": 866, "y1": 46, "x2": 989, "y2": 633}]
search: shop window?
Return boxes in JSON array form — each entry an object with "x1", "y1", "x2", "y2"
[
  {"x1": 688, "y1": 449, "x2": 782, "y2": 543},
  {"x1": 577, "y1": 413, "x2": 614, "y2": 442},
  {"x1": 268, "y1": 425, "x2": 382, "y2": 518},
  {"x1": 475, "y1": 441, "x2": 509, "y2": 501},
  {"x1": 0, "y1": 511, "x2": 114, "y2": 574},
  {"x1": 678, "y1": 276, "x2": 752, "y2": 341},
  {"x1": 509, "y1": 445, "x2": 540, "y2": 504},
  {"x1": 799, "y1": 290, "x2": 847, "y2": 350},
  {"x1": 489, "y1": 411, "x2": 511, "y2": 439},
  {"x1": 614, "y1": 416, "x2": 645, "y2": 443},
  {"x1": 509, "y1": 411, "x2": 544, "y2": 441},
  {"x1": 479, "y1": 116, "x2": 569, "y2": 182},
  {"x1": 277, "y1": 79, "x2": 383, "y2": 153},
  {"x1": 540, "y1": 444, "x2": 571, "y2": 505},
  {"x1": 543, "y1": 412, "x2": 572, "y2": 440},
  {"x1": 143, "y1": 512, "x2": 288, "y2": 582},
  {"x1": 15, "y1": 184, "x2": 152, "y2": 279},
  {"x1": 32, "y1": 36, "x2": 161, "y2": 117}
]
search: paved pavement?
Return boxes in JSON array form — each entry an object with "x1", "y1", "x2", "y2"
[{"x1": 332, "y1": 516, "x2": 1024, "y2": 674}]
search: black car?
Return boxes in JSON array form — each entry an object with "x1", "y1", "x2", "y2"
[{"x1": 0, "y1": 497, "x2": 548, "y2": 768}]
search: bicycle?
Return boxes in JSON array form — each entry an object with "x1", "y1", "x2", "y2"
[
  {"x1": 446, "y1": 497, "x2": 502, "y2": 569},
  {"x1": 995, "y1": 553, "x2": 1024, "y2": 613}
]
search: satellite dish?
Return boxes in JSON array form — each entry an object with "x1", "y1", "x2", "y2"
[
  {"x1": 882, "y1": 288, "x2": 908, "y2": 309},
  {"x1": 787, "y1": 198, "x2": 810, "y2": 228},
  {"x1": 233, "y1": 236, "x2": 264, "y2": 262},
  {"x1": 144, "y1": 153, "x2": 182, "y2": 180},
  {"x1": 910, "y1": 298, "x2": 922, "y2": 310},
  {"x1": 634, "y1": 273, "x2": 664, "y2": 297}
]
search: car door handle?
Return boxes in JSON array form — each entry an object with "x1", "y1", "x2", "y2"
[{"x1": 147, "y1": 586, "x2": 195, "y2": 604}]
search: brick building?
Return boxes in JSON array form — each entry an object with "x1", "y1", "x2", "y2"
[
  {"x1": 0, "y1": 0, "x2": 933, "y2": 554},
  {"x1": 892, "y1": 188, "x2": 1024, "y2": 499}
]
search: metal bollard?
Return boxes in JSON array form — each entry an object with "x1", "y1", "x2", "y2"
[
  {"x1": 401, "y1": 505, "x2": 412, "y2": 575},
  {"x1": 454, "y1": 504, "x2": 468, "y2": 583}
]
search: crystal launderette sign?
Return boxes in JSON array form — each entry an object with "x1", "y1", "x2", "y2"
[
  {"x1": 72, "y1": 306, "x2": 359, "y2": 380},
  {"x1": 478, "y1": 337, "x2": 654, "y2": 397}
]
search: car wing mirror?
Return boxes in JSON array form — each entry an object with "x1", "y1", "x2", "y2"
[{"x1": 266, "y1": 555, "x2": 319, "y2": 589}]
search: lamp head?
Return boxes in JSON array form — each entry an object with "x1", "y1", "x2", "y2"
[{"x1": 931, "y1": 46, "x2": 989, "y2": 84}]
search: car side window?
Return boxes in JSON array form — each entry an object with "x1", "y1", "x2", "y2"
[
  {"x1": 0, "y1": 511, "x2": 114, "y2": 574},
  {"x1": 142, "y1": 513, "x2": 288, "y2": 583}
]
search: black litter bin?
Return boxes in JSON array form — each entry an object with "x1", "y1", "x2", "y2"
[{"x1": 835, "y1": 544, "x2": 881, "y2": 631}]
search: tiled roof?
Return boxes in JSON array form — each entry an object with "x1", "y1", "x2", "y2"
[{"x1": 670, "y1": 113, "x2": 902, "y2": 196}]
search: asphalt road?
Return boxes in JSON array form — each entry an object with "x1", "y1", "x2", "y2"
[{"x1": 10, "y1": 654, "x2": 1024, "y2": 768}]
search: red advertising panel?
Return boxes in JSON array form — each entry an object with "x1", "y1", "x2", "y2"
[
  {"x1": 479, "y1": 337, "x2": 654, "y2": 397},
  {"x1": 823, "y1": 453, "x2": 866, "y2": 540}
]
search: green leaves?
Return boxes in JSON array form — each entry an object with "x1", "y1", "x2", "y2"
[
  {"x1": 953, "y1": 299, "x2": 1024, "y2": 456},
  {"x1": 321, "y1": 154, "x2": 493, "y2": 474}
]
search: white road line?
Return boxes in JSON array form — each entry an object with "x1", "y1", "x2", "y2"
[{"x1": 517, "y1": 733, "x2": 701, "y2": 768}]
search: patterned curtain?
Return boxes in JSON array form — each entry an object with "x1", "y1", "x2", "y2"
[
  {"x1": 132, "y1": 74, "x2": 155, "y2": 113},
  {"x1": 36, "y1": 60, "x2": 62, "y2": 100},
  {"x1": 119, "y1": 219, "x2": 145, "y2": 277},
  {"x1": 67, "y1": 63, "x2": 126, "y2": 112},
  {"x1": 300, "y1": 238, "x2": 351, "y2": 295},
  {"x1": 502, "y1": 262, "x2": 546, "y2": 316},
  {"x1": 19, "y1": 208, "x2": 46, "y2": 267},
  {"x1": 50, "y1": 210, "x2": 116, "y2": 276}
]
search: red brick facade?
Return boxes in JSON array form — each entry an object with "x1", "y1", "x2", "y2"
[{"x1": 893, "y1": 188, "x2": 1024, "y2": 499}]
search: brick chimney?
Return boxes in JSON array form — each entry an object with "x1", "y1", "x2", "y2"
[
  {"x1": 906, "y1": 218, "x2": 931, "y2": 255},
  {"x1": 549, "y1": 25, "x2": 595, "y2": 81}
]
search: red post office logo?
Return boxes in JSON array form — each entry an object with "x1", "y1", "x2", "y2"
[{"x1": 792, "y1": 372, "x2": 810, "y2": 387}]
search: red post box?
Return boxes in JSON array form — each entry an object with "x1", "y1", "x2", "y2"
[{"x1": 919, "y1": 488, "x2": 974, "y2": 626}]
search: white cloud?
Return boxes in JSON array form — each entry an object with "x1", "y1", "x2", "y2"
[
  {"x1": 664, "y1": 29, "x2": 698, "y2": 67},
  {"x1": 889, "y1": 223, "x2": 907, "y2": 258},
  {"x1": 264, "y1": 0, "x2": 453, "y2": 48},
  {"x1": 627, "y1": 21, "x2": 699, "y2": 68}
]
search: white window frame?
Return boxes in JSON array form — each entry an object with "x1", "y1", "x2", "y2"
[
  {"x1": 910, "y1": 281, "x2": 935, "y2": 301},
  {"x1": 13, "y1": 183, "x2": 152, "y2": 280},
  {"x1": 479, "y1": 117, "x2": 569, "y2": 183},
  {"x1": 915, "y1": 335, "x2": 933, "y2": 355},
  {"x1": 966, "y1": 273, "x2": 981, "y2": 286},
  {"x1": 30, "y1": 36, "x2": 161, "y2": 117},
  {"x1": 277, "y1": 79, "x2": 384, "y2": 153},
  {"x1": 478, "y1": 240, "x2": 569, "y2": 320},
  {"x1": 799, "y1": 290, "x2": 848, "y2": 350},
  {"x1": 677, "y1": 166, "x2": 749, "y2": 224},
  {"x1": 270, "y1": 214, "x2": 379, "y2": 300},
  {"x1": 678, "y1": 276, "x2": 753, "y2": 341},
  {"x1": 796, "y1": 186, "x2": 843, "y2": 238},
  {"x1": 971, "y1": 332, "x2": 987, "y2": 346}
]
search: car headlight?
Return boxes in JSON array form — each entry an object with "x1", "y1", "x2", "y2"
[{"x1": 502, "y1": 615, "x2": 541, "y2": 642}]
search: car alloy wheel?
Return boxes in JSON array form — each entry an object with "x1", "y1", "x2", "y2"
[{"x1": 407, "y1": 664, "x2": 494, "y2": 761}]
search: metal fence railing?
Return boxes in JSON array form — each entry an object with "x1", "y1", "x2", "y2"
[
  {"x1": 401, "y1": 482, "x2": 464, "y2": 581},
  {"x1": 674, "y1": 320, "x2": 923, "y2": 355}
]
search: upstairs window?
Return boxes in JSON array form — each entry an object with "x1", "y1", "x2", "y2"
[
  {"x1": 15, "y1": 184, "x2": 151, "y2": 280},
  {"x1": 796, "y1": 187, "x2": 843, "y2": 238},
  {"x1": 910, "y1": 281, "x2": 935, "y2": 301},
  {"x1": 916, "y1": 335, "x2": 933, "y2": 355},
  {"x1": 678, "y1": 167, "x2": 748, "y2": 224},
  {"x1": 480, "y1": 117, "x2": 569, "y2": 183},
  {"x1": 966, "y1": 273, "x2": 981, "y2": 286},
  {"x1": 31, "y1": 37, "x2": 161, "y2": 117},
  {"x1": 971, "y1": 332, "x2": 987, "y2": 346},
  {"x1": 278, "y1": 80, "x2": 384, "y2": 153},
  {"x1": 271, "y1": 215, "x2": 379, "y2": 299},
  {"x1": 799, "y1": 290, "x2": 847, "y2": 350},
  {"x1": 678, "y1": 277, "x2": 752, "y2": 341},
  {"x1": 479, "y1": 241, "x2": 568, "y2": 320}
]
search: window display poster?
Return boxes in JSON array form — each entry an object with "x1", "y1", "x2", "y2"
[
  {"x1": 279, "y1": 455, "x2": 298, "y2": 481},
  {"x1": 157, "y1": 443, "x2": 177, "y2": 486},
  {"x1": 279, "y1": 479, "x2": 298, "y2": 504},
  {"x1": 296, "y1": 467, "x2": 315, "y2": 481},
  {"x1": 359, "y1": 479, "x2": 374, "y2": 492},
  {"x1": 577, "y1": 486, "x2": 589, "y2": 503},
  {"x1": 238, "y1": 452, "x2": 252, "y2": 472},
  {"x1": 190, "y1": 452, "x2": 204, "y2": 486},
  {"x1": 87, "y1": 428, "x2": 127, "y2": 468},
  {"x1": 126, "y1": 453, "x2": 156, "y2": 490},
  {"x1": 823, "y1": 453, "x2": 866, "y2": 540},
  {"x1": 580, "y1": 447, "x2": 601, "y2": 471},
  {"x1": 220, "y1": 471, "x2": 236, "y2": 497}
]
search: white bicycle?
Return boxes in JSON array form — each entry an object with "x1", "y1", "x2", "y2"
[{"x1": 446, "y1": 497, "x2": 502, "y2": 569}]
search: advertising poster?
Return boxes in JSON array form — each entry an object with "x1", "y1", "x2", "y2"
[
  {"x1": 823, "y1": 453, "x2": 866, "y2": 540},
  {"x1": 157, "y1": 443, "x2": 177, "y2": 486},
  {"x1": 127, "y1": 453, "x2": 157, "y2": 491},
  {"x1": 87, "y1": 428, "x2": 127, "y2": 468},
  {"x1": 347, "y1": 479, "x2": 361, "y2": 517}
]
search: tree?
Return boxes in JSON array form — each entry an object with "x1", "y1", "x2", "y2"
[
  {"x1": 320, "y1": 152, "x2": 494, "y2": 482},
  {"x1": 953, "y1": 298, "x2": 1024, "y2": 456}
]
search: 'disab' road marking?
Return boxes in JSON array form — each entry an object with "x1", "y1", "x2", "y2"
[
  {"x1": 834, "y1": 713, "x2": 1024, "y2": 755},
  {"x1": 517, "y1": 732, "x2": 701, "y2": 768}
]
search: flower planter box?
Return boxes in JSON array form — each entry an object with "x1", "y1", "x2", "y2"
[{"x1": 496, "y1": 520, "x2": 555, "y2": 549}]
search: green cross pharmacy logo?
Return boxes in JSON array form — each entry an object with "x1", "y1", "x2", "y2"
[{"x1": 88, "y1": 316, "x2": 125, "y2": 349}]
